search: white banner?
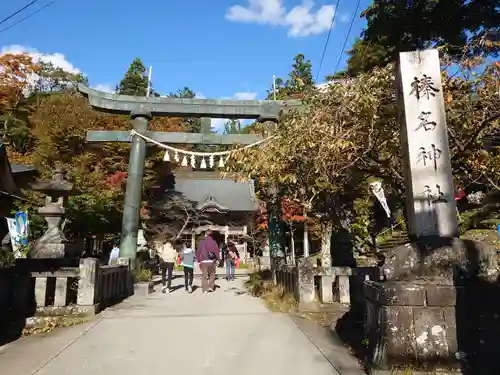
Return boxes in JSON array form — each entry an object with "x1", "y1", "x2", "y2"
[
  {"x1": 369, "y1": 181, "x2": 391, "y2": 218},
  {"x1": 5, "y1": 217, "x2": 26, "y2": 258}
]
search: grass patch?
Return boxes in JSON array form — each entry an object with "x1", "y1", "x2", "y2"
[
  {"x1": 22, "y1": 316, "x2": 92, "y2": 336},
  {"x1": 134, "y1": 266, "x2": 152, "y2": 283},
  {"x1": 244, "y1": 271, "x2": 297, "y2": 313}
]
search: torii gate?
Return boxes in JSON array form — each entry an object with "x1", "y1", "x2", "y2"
[{"x1": 78, "y1": 85, "x2": 301, "y2": 267}]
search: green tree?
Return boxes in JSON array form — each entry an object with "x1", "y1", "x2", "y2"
[
  {"x1": 325, "y1": 39, "x2": 395, "y2": 79},
  {"x1": 333, "y1": 0, "x2": 500, "y2": 77},
  {"x1": 223, "y1": 119, "x2": 243, "y2": 134},
  {"x1": 267, "y1": 53, "x2": 314, "y2": 100},
  {"x1": 116, "y1": 58, "x2": 159, "y2": 97},
  {"x1": 170, "y1": 87, "x2": 196, "y2": 99},
  {"x1": 32, "y1": 61, "x2": 88, "y2": 93},
  {"x1": 168, "y1": 87, "x2": 201, "y2": 133}
]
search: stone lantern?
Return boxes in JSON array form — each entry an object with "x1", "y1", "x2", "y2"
[{"x1": 28, "y1": 168, "x2": 80, "y2": 258}]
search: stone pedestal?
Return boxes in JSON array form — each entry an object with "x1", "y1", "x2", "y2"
[
  {"x1": 297, "y1": 259, "x2": 315, "y2": 309},
  {"x1": 29, "y1": 203, "x2": 68, "y2": 258},
  {"x1": 28, "y1": 169, "x2": 80, "y2": 259},
  {"x1": 364, "y1": 280, "x2": 500, "y2": 374}
]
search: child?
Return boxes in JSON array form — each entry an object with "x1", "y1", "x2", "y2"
[
  {"x1": 179, "y1": 243, "x2": 195, "y2": 293},
  {"x1": 223, "y1": 242, "x2": 239, "y2": 281}
]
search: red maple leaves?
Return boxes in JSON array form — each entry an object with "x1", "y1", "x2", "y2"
[
  {"x1": 107, "y1": 171, "x2": 128, "y2": 187},
  {"x1": 255, "y1": 197, "x2": 305, "y2": 230}
]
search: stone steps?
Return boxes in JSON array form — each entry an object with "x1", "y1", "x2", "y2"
[{"x1": 377, "y1": 231, "x2": 409, "y2": 251}]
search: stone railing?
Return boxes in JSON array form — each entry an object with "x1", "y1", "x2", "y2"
[
  {"x1": 274, "y1": 263, "x2": 382, "y2": 307},
  {"x1": 317, "y1": 266, "x2": 382, "y2": 305},
  {"x1": 0, "y1": 257, "x2": 132, "y2": 321},
  {"x1": 78, "y1": 257, "x2": 131, "y2": 313}
]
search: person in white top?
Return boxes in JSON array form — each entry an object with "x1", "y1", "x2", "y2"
[
  {"x1": 155, "y1": 238, "x2": 178, "y2": 294},
  {"x1": 108, "y1": 243, "x2": 120, "y2": 265}
]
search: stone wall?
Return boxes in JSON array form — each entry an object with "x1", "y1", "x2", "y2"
[{"x1": 364, "y1": 279, "x2": 500, "y2": 374}]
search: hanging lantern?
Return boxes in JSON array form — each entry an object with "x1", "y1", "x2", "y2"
[
  {"x1": 200, "y1": 157, "x2": 207, "y2": 169},
  {"x1": 174, "y1": 151, "x2": 180, "y2": 162},
  {"x1": 163, "y1": 150, "x2": 170, "y2": 162},
  {"x1": 181, "y1": 155, "x2": 188, "y2": 167},
  {"x1": 209, "y1": 155, "x2": 215, "y2": 168},
  {"x1": 190, "y1": 155, "x2": 196, "y2": 168},
  {"x1": 218, "y1": 156, "x2": 225, "y2": 168}
]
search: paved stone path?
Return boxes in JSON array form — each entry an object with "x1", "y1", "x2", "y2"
[{"x1": 0, "y1": 277, "x2": 341, "y2": 375}]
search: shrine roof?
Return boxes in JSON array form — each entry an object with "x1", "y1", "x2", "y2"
[
  {"x1": 0, "y1": 142, "x2": 37, "y2": 195},
  {"x1": 174, "y1": 178, "x2": 258, "y2": 212}
]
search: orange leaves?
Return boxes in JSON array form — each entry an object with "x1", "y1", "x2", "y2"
[
  {"x1": 254, "y1": 197, "x2": 305, "y2": 230},
  {"x1": 107, "y1": 171, "x2": 128, "y2": 187},
  {"x1": 281, "y1": 197, "x2": 304, "y2": 222},
  {"x1": 150, "y1": 116, "x2": 185, "y2": 132},
  {"x1": 0, "y1": 53, "x2": 38, "y2": 110}
]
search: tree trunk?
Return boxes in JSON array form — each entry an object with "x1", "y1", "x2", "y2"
[
  {"x1": 321, "y1": 221, "x2": 333, "y2": 273},
  {"x1": 303, "y1": 211, "x2": 310, "y2": 258},
  {"x1": 290, "y1": 224, "x2": 296, "y2": 265}
]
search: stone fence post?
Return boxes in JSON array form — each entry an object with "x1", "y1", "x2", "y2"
[
  {"x1": 77, "y1": 258, "x2": 99, "y2": 312},
  {"x1": 297, "y1": 259, "x2": 315, "y2": 309}
]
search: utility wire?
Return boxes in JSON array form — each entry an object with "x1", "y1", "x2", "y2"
[
  {"x1": 0, "y1": 0, "x2": 58, "y2": 35},
  {"x1": 0, "y1": 0, "x2": 40, "y2": 26},
  {"x1": 315, "y1": 0, "x2": 341, "y2": 81},
  {"x1": 332, "y1": 0, "x2": 361, "y2": 77}
]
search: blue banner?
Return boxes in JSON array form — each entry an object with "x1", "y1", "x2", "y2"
[{"x1": 14, "y1": 211, "x2": 28, "y2": 246}]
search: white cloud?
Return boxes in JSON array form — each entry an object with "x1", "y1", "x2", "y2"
[
  {"x1": 225, "y1": 0, "x2": 336, "y2": 37},
  {"x1": 211, "y1": 118, "x2": 228, "y2": 131},
  {"x1": 1, "y1": 44, "x2": 114, "y2": 94},
  {"x1": 1, "y1": 44, "x2": 80, "y2": 74},
  {"x1": 339, "y1": 13, "x2": 350, "y2": 23},
  {"x1": 233, "y1": 91, "x2": 258, "y2": 100}
]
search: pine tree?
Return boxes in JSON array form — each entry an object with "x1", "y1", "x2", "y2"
[
  {"x1": 266, "y1": 54, "x2": 314, "y2": 100},
  {"x1": 223, "y1": 119, "x2": 242, "y2": 134},
  {"x1": 116, "y1": 58, "x2": 150, "y2": 96},
  {"x1": 169, "y1": 87, "x2": 201, "y2": 133}
]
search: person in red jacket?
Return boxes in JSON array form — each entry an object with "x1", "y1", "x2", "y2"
[{"x1": 195, "y1": 230, "x2": 220, "y2": 293}]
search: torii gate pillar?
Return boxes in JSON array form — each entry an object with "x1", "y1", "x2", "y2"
[{"x1": 121, "y1": 112, "x2": 150, "y2": 266}]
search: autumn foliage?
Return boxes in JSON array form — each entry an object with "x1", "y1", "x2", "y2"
[
  {"x1": 0, "y1": 53, "x2": 39, "y2": 111},
  {"x1": 255, "y1": 197, "x2": 305, "y2": 230},
  {"x1": 0, "y1": 53, "x2": 189, "y2": 239}
]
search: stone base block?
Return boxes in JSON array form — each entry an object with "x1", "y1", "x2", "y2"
[
  {"x1": 35, "y1": 304, "x2": 98, "y2": 317},
  {"x1": 318, "y1": 274, "x2": 333, "y2": 303},
  {"x1": 134, "y1": 281, "x2": 155, "y2": 296},
  {"x1": 364, "y1": 280, "x2": 500, "y2": 375}
]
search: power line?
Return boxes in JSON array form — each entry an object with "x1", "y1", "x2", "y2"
[
  {"x1": 315, "y1": 0, "x2": 341, "y2": 81},
  {"x1": 332, "y1": 0, "x2": 361, "y2": 76},
  {"x1": 0, "y1": 0, "x2": 41, "y2": 26},
  {"x1": 0, "y1": 0, "x2": 58, "y2": 35}
]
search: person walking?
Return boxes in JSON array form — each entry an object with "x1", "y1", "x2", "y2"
[
  {"x1": 223, "y1": 242, "x2": 239, "y2": 281},
  {"x1": 179, "y1": 242, "x2": 195, "y2": 293},
  {"x1": 156, "y1": 238, "x2": 177, "y2": 294},
  {"x1": 108, "y1": 242, "x2": 120, "y2": 265},
  {"x1": 195, "y1": 230, "x2": 220, "y2": 293}
]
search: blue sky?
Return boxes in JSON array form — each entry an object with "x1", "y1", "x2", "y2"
[{"x1": 0, "y1": 0, "x2": 371, "y2": 127}]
